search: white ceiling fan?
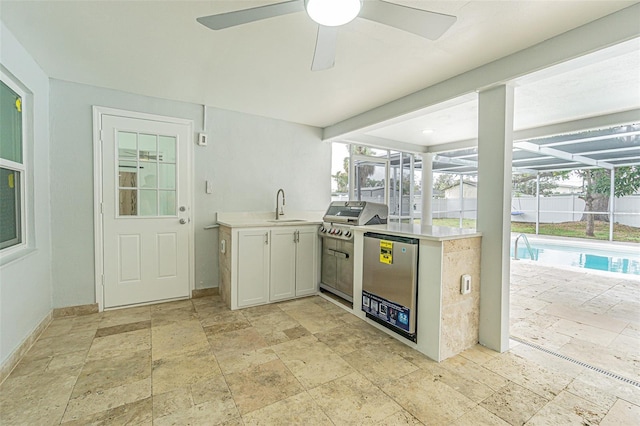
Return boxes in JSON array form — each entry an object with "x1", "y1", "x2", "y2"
[{"x1": 197, "y1": 0, "x2": 457, "y2": 71}]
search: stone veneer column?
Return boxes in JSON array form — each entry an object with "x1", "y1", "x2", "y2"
[{"x1": 477, "y1": 84, "x2": 513, "y2": 353}]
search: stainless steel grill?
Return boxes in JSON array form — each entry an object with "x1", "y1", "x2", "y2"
[{"x1": 318, "y1": 201, "x2": 387, "y2": 302}]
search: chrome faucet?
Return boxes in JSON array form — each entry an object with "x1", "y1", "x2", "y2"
[{"x1": 275, "y1": 188, "x2": 285, "y2": 220}]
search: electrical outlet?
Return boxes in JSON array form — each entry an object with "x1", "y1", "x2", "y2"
[
  {"x1": 460, "y1": 274, "x2": 471, "y2": 295},
  {"x1": 197, "y1": 133, "x2": 208, "y2": 146}
]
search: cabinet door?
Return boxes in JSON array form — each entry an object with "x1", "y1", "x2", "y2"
[
  {"x1": 295, "y1": 227, "x2": 318, "y2": 297},
  {"x1": 269, "y1": 228, "x2": 296, "y2": 301},
  {"x1": 237, "y1": 229, "x2": 270, "y2": 307}
]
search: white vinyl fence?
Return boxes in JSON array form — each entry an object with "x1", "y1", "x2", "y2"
[
  {"x1": 332, "y1": 194, "x2": 639, "y2": 227},
  {"x1": 419, "y1": 195, "x2": 639, "y2": 227}
]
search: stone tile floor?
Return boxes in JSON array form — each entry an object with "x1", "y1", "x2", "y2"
[
  {"x1": 1, "y1": 263, "x2": 638, "y2": 425},
  {"x1": 510, "y1": 261, "x2": 639, "y2": 382}
]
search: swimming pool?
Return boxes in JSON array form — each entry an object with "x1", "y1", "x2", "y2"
[{"x1": 510, "y1": 237, "x2": 640, "y2": 275}]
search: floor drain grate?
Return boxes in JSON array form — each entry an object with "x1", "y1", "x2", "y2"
[{"x1": 510, "y1": 336, "x2": 640, "y2": 388}]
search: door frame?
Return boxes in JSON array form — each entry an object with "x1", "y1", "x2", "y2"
[{"x1": 92, "y1": 106, "x2": 195, "y2": 311}]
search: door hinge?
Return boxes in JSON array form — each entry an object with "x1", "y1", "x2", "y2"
[
  {"x1": 100, "y1": 202, "x2": 104, "y2": 214},
  {"x1": 99, "y1": 129, "x2": 104, "y2": 142},
  {"x1": 101, "y1": 274, "x2": 105, "y2": 287}
]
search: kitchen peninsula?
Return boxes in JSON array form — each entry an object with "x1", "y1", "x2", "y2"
[{"x1": 218, "y1": 210, "x2": 482, "y2": 362}]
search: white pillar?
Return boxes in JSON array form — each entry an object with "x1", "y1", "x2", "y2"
[
  {"x1": 459, "y1": 174, "x2": 464, "y2": 228},
  {"x1": 610, "y1": 168, "x2": 615, "y2": 241},
  {"x1": 535, "y1": 174, "x2": 540, "y2": 235},
  {"x1": 409, "y1": 154, "x2": 415, "y2": 222},
  {"x1": 420, "y1": 153, "x2": 433, "y2": 226},
  {"x1": 477, "y1": 84, "x2": 514, "y2": 353}
]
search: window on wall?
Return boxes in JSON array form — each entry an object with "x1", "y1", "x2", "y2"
[{"x1": 0, "y1": 78, "x2": 25, "y2": 251}]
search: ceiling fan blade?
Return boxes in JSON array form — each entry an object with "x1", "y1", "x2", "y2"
[
  {"x1": 311, "y1": 25, "x2": 338, "y2": 71},
  {"x1": 197, "y1": 0, "x2": 304, "y2": 30},
  {"x1": 359, "y1": 0, "x2": 456, "y2": 40}
]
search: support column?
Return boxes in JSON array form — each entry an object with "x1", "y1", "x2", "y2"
[
  {"x1": 477, "y1": 84, "x2": 514, "y2": 353},
  {"x1": 610, "y1": 168, "x2": 615, "y2": 241},
  {"x1": 459, "y1": 174, "x2": 464, "y2": 228},
  {"x1": 536, "y1": 174, "x2": 540, "y2": 235},
  {"x1": 420, "y1": 153, "x2": 433, "y2": 226}
]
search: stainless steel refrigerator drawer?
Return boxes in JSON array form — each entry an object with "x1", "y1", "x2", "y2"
[{"x1": 362, "y1": 232, "x2": 419, "y2": 340}]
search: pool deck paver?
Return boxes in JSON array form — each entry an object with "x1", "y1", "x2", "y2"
[{"x1": 510, "y1": 261, "x2": 640, "y2": 381}]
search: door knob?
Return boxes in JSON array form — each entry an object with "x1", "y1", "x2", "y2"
[{"x1": 180, "y1": 218, "x2": 188, "y2": 224}]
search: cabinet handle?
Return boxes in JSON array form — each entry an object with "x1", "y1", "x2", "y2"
[
  {"x1": 295, "y1": 230, "x2": 300, "y2": 243},
  {"x1": 265, "y1": 232, "x2": 269, "y2": 245}
]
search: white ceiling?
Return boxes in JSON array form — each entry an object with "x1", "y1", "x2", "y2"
[
  {"x1": 1, "y1": 0, "x2": 637, "y2": 136},
  {"x1": 365, "y1": 38, "x2": 640, "y2": 147}
]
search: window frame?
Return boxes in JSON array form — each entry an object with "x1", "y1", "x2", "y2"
[{"x1": 0, "y1": 71, "x2": 27, "y2": 256}]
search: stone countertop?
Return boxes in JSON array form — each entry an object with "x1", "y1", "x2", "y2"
[
  {"x1": 217, "y1": 211, "x2": 323, "y2": 228},
  {"x1": 354, "y1": 223, "x2": 482, "y2": 241}
]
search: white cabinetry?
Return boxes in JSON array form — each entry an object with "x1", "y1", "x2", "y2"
[
  {"x1": 237, "y1": 228, "x2": 270, "y2": 308},
  {"x1": 270, "y1": 227, "x2": 318, "y2": 302},
  {"x1": 234, "y1": 225, "x2": 318, "y2": 309},
  {"x1": 293, "y1": 227, "x2": 318, "y2": 297}
]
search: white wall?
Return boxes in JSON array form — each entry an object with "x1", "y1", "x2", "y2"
[
  {"x1": 49, "y1": 79, "x2": 330, "y2": 308},
  {"x1": 0, "y1": 23, "x2": 52, "y2": 366}
]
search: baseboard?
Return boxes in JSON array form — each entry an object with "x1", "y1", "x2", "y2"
[
  {"x1": 192, "y1": 287, "x2": 219, "y2": 298},
  {"x1": 53, "y1": 303, "x2": 99, "y2": 318},
  {"x1": 0, "y1": 311, "x2": 53, "y2": 385}
]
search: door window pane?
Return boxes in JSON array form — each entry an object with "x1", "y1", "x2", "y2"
[
  {"x1": 119, "y1": 189, "x2": 137, "y2": 216},
  {"x1": 158, "y1": 136, "x2": 176, "y2": 163},
  {"x1": 139, "y1": 134, "x2": 157, "y2": 161},
  {"x1": 118, "y1": 161, "x2": 137, "y2": 187},
  {"x1": 139, "y1": 163, "x2": 157, "y2": 189},
  {"x1": 118, "y1": 132, "x2": 137, "y2": 159},
  {"x1": 159, "y1": 191, "x2": 176, "y2": 216},
  {"x1": 0, "y1": 81, "x2": 22, "y2": 164},
  {"x1": 139, "y1": 190, "x2": 158, "y2": 216},
  {"x1": 158, "y1": 163, "x2": 175, "y2": 189}
]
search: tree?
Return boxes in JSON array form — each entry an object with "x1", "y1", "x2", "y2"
[
  {"x1": 332, "y1": 170, "x2": 348, "y2": 193},
  {"x1": 332, "y1": 146, "x2": 378, "y2": 194},
  {"x1": 576, "y1": 166, "x2": 640, "y2": 236}
]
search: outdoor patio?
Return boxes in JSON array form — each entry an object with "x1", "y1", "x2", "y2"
[{"x1": 509, "y1": 260, "x2": 639, "y2": 382}]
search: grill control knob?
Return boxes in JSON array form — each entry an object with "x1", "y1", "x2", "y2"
[
  {"x1": 345, "y1": 231, "x2": 351, "y2": 238},
  {"x1": 337, "y1": 230, "x2": 343, "y2": 236}
]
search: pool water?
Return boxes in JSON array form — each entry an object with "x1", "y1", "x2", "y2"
[{"x1": 510, "y1": 241, "x2": 640, "y2": 275}]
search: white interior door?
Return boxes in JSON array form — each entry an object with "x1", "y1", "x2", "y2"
[{"x1": 101, "y1": 114, "x2": 191, "y2": 308}]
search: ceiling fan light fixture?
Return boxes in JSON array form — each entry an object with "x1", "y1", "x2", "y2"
[{"x1": 305, "y1": 0, "x2": 361, "y2": 27}]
